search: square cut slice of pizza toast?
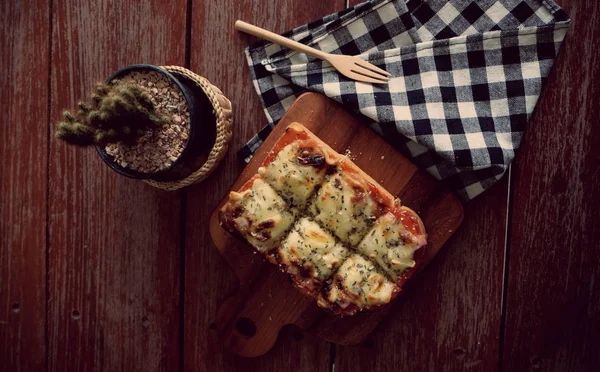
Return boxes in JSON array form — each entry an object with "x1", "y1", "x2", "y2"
[
  {"x1": 257, "y1": 122, "x2": 341, "y2": 209},
  {"x1": 219, "y1": 122, "x2": 427, "y2": 316},
  {"x1": 219, "y1": 175, "x2": 298, "y2": 253},
  {"x1": 276, "y1": 217, "x2": 351, "y2": 296},
  {"x1": 308, "y1": 157, "x2": 393, "y2": 247}
]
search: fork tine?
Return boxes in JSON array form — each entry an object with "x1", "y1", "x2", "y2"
[
  {"x1": 350, "y1": 68, "x2": 390, "y2": 81},
  {"x1": 348, "y1": 69, "x2": 389, "y2": 84},
  {"x1": 354, "y1": 61, "x2": 391, "y2": 77}
]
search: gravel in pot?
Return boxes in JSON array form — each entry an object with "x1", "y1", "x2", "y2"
[{"x1": 56, "y1": 64, "x2": 219, "y2": 183}]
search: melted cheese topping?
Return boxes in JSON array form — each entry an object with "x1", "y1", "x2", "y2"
[
  {"x1": 228, "y1": 178, "x2": 296, "y2": 252},
  {"x1": 322, "y1": 254, "x2": 396, "y2": 309},
  {"x1": 279, "y1": 218, "x2": 350, "y2": 284},
  {"x1": 309, "y1": 171, "x2": 381, "y2": 246},
  {"x1": 258, "y1": 142, "x2": 327, "y2": 208},
  {"x1": 220, "y1": 123, "x2": 429, "y2": 316},
  {"x1": 357, "y1": 212, "x2": 423, "y2": 282}
]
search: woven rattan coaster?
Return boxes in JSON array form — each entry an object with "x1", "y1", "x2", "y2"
[{"x1": 143, "y1": 66, "x2": 233, "y2": 190}]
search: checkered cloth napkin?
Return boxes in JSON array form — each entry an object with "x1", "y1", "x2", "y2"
[{"x1": 241, "y1": 0, "x2": 570, "y2": 201}]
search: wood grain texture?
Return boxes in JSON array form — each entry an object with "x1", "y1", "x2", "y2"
[
  {"x1": 501, "y1": 0, "x2": 600, "y2": 370},
  {"x1": 48, "y1": 1, "x2": 187, "y2": 370},
  {"x1": 3, "y1": 0, "x2": 595, "y2": 370},
  {"x1": 184, "y1": 1, "x2": 344, "y2": 370},
  {"x1": 0, "y1": 1, "x2": 49, "y2": 371},
  {"x1": 208, "y1": 93, "x2": 463, "y2": 357}
]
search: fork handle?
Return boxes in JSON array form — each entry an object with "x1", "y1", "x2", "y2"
[{"x1": 235, "y1": 20, "x2": 328, "y2": 61}]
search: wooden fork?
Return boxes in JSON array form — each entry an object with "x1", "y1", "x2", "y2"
[{"x1": 235, "y1": 20, "x2": 390, "y2": 84}]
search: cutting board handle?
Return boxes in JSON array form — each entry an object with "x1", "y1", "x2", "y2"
[{"x1": 214, "y1": 262, "x2": 315, "y2": 357}]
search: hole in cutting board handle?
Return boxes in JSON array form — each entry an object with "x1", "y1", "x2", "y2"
[{"x1": 235, "y1": 317, "x2": 257, "y2": 337}]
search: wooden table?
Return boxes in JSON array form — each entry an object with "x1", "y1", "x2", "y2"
[{"x1": 1, "y1": 0, "x2": 598, "y2": 371}]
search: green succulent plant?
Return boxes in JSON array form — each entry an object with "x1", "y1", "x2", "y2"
[{"x1": 56, "y1": 81, "x2": 166, "y2": 146}]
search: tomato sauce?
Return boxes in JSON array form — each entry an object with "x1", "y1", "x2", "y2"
[
  {"x1": 261, "y1": 126, "x2": 311, "y2": 166},
  {"x1": 390, "y1": 207, "x2": 423, "y2": 236}
]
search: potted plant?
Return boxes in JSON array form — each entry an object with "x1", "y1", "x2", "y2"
[{"x1": 56, "y1": 64, "x2": 220, "y2": 182}]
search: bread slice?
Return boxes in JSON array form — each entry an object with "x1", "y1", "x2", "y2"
[{"x1": 220, "y1": 122, "x2": 427, "y2": 316}]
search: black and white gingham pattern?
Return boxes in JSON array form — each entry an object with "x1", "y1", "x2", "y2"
[{"x1": 242, "y1": 0, "x2": 570, "y2": 201}]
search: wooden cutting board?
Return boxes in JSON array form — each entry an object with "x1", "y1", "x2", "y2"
[{"x1": 209, "y1": 92, "x2": 464, "y2": 357}]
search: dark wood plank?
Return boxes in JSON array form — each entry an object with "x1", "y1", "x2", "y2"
[
  {"x1": 0, "y1": 1, "x2": 50, "y2": 370},
  {"x1": 47, "y1": 1, "x2": 187, "y2": 370},
  {"x1": 332, "y1": 0, "x2": 509, "y2": 370},
  {"x1": 501, "y1": 0, "x2": 600, "y2": 370},
  {"x1": 184, "y1": 1, "x2": 345, "y2": 370}
]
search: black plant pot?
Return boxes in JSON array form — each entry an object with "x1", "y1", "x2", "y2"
[{"x1": 96, "y1": 64, "x2": 216, "y2": 181}]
